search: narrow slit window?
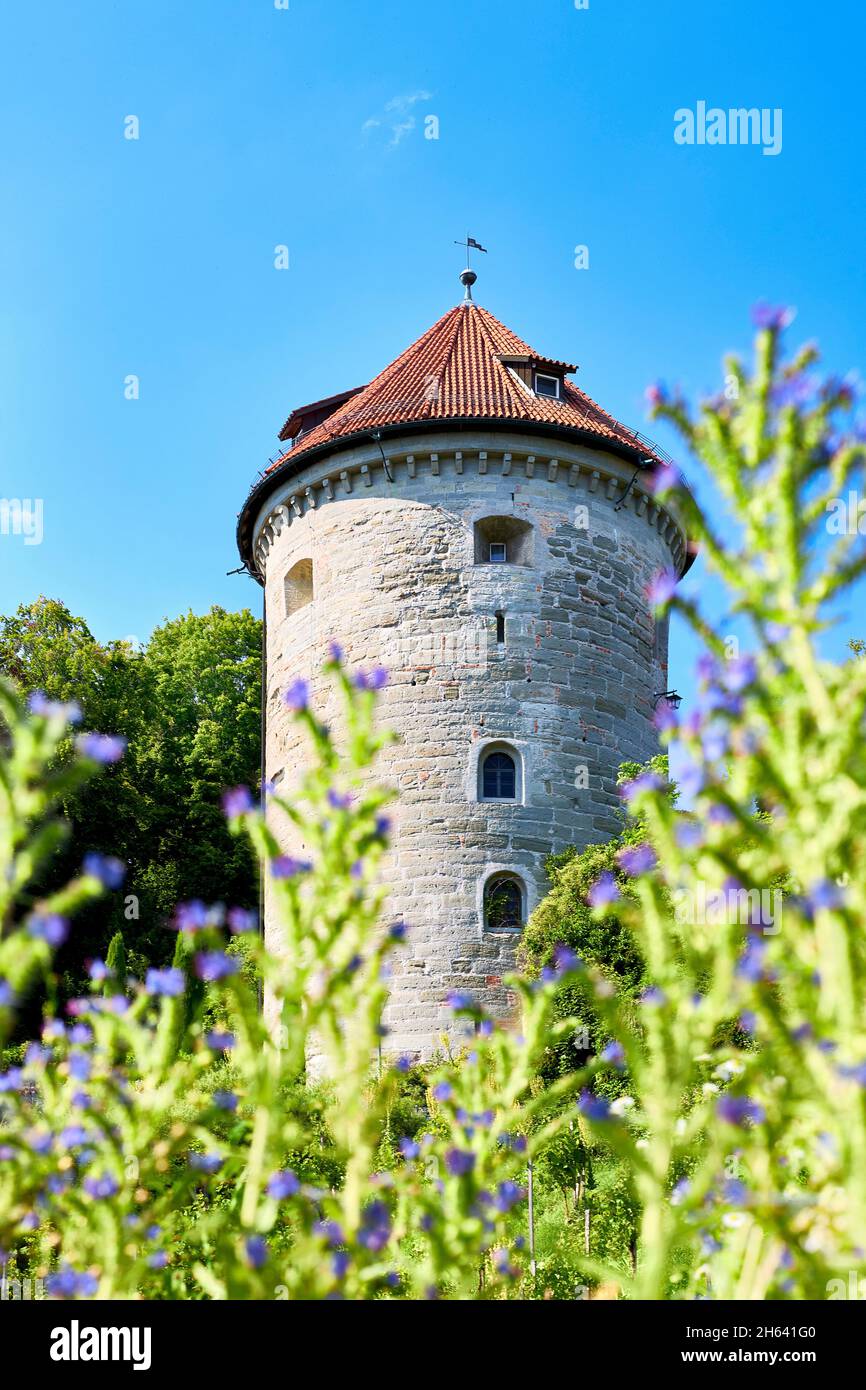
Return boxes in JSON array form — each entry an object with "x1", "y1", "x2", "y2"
[{"x1": 495, "y1": 611, "x2": 505, "y2": 645}]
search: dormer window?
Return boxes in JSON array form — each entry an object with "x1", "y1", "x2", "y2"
[{"x1": 534, "y1": 372, "x2": 561, "y2": 399}]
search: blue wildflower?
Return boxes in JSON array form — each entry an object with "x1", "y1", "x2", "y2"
[
  {"x1": 82, "y1": 853, "x2": 125, "y2": 889},
  {"x1": 194, "y1": 952, "x2": 239, "y2": 982},
  {"x1": 267, "y1": 1170, "x2": 300, "y2": 1200},
  {"x1": 222, "y1": 786, "x2": 255, "y2": 818},
  {"x1": 76, "y1": 733, "x2": 127, "y2": 764}
]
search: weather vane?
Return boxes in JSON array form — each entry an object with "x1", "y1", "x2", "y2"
[{"x1": 454, "y1": 235, "x2": 487, "y2": 301}]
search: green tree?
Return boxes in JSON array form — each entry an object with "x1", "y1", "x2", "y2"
[{"x1": 0, "y1": 598, "x2": 262, "y2": 1006}]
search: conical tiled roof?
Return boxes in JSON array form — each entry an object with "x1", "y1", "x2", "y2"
[{"x1": 266, "y1": 302, "x2": 663, "y2": 472}]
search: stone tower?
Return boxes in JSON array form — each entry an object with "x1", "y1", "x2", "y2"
[{"x1": 236, "y1": 275, "x2": 692, "y2": 1060}]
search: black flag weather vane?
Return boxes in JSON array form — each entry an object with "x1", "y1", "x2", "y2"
[{"x1": 454, "y1": 235, "x2": 488, "y2": 267}]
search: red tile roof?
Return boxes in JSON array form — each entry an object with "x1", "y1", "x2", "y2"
[{"x1": 266, "y1": 302, "x2": 664, "y2": 472}]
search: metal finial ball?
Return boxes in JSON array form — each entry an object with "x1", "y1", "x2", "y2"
[{"x1": 459, "y1": 268, "x2": 477, "y2": 288}]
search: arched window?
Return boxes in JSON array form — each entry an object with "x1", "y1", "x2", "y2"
[
  {"x1": 484, "y1": 875, "x2": 524, "y2": 931},
  {"x1": 284, "y1": 559, "x2": 313, "y2": 618},
  {"x1": 482, "y1": 750, "x2": 517, "y2": 800}
]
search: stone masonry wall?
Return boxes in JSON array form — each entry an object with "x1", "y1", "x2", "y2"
[{"x1": 252, "y1": 429, "x2": 687, "y2": 1061}]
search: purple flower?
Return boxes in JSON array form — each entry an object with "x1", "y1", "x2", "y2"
[
  {"x1": 0, "y1": 980, "x2": 16, "y2": 1008},
  {"x1": 388, "y1": 921, "x2": 407, "y2": 941},
  {"x1": 59, "y1": 1126, "x2": 89, "y2": 1147},
  {"x1": 587, "y1": 871, "x2": 620, "y2": 908},
  {"x1": 194, "y1": 952, "x2": 239, "y2": 983},
  {"x1": 653, "y1": 699, "x2": 679, "y2": 733},
  {"x1": 45, "y1": 1267, "x2": 98, "y2": 1299},
  {"x1": 327, "y1": 641, "x2": 344, "y2": 663},
  {"x1": 145, "y1": 967, "x2": 185, "y2": 998},
  {"x1": 619, "y1": 772, "x2": 664, "y2": 804},
  {"x1": 206, "y1": 1030, "x2": 235, "y2": 1051},
  {"x1": 213, "y1": 1090, "x2": 238, "y2": 1112},
  {"x1": 0, "y1": 1069, "x2": 23, "y2": 1092},
  {"x1": 69, "y1": 1052, "x2": 92, "y2": 1082},
  {"x1": 677, "y1": 762, "x2": 705, "y2": 799},
  {"x1": 327, "y1": 789, "x2": 354, "y2": 811},
  {"x1": 28, "y1": 692, "x2": 82, "y2": 724},
  {"x1": 577, "y1": 1091, "x2": 611, "y2": 1121},
  {"x1": 375, "y1": 814, "x2": 392, "y2": 839},
  {"x1": 314, "y1": 1220, "x2": 345, "y2": 1248},
  {"x1": 267, "y1": 1170, "x2": 300, "y2": 1200},
  {"x1": 617, "y1": 843, "x2": 657, "y2": 876},
  {"x1": 640, "y1": 986, "x2": 666, "y2": 1007},
  {"x1": 398, "y1": 1137, "x2": 420, "y2": 1160},
  {"x1": 27, "y1": 914, "x2": 69, "y2": 947},
  {"x1": 69, "y1": 1023, "x2": 92, "y2": 1044},
  {"x1": 432, "y1": 1082, "x2": 452, "y2": 1102},
  {"x1": 83, "y1": 1173, "x2": 119, "y2": 1199},
  {"x1": 493, "y1": 1180, "x2": 525, "y2": 1213},
  {"x1": 645, "y1": 381, "x2": 668, "y2": 407},
  {"x1": 444, "y1": 1148, "x2": 476, "y2": 1177},
  {"x1": 806, "y1": 879, "x2": 845, "y2": 913},
  {"x1": 716, "y1": 1095, "x2": 765, "y2": 1127},
  {"x1": 189, "y1": 1152, "x2": 223, "y2": 1174},
  {"x1": 601, "y1": 1041, "x2": 626, "y2": 1069},
  {"x1": 175, "y1": 900, "x2": 210, "y2": 933},
  {"x1": 751, "y1": 302, "x2": 795, "y2": 332},
  {"x1": 245, "y1": 1235, "x2": 268, "y2": 1269},
  {"x1": 359, "y1": 1199, "x2": 391, "y2": 1252},
  {"x1": 147, "y1": 1251, "x2": 168, "y2": 1269},
  {"x1": 271, "y1": 855, "x2": 313, "y2": 879},
  {"x1": 87, "y1": 959, "x2": 108, "y2": 983},
  {"x1": 772, "y1": 373, "x2": 816, "y2": 409},
  {"x1": 227, "y1": 906, "x2": 257, "y2": 934},
  {"x1": 353, "y1": 666, "x2": 389, "y2": 692},
  {"x1": 446, "y1": 991, "x2": 476, "y2": 1013},
  {"x1": 82, "y1": 853, "x2": 125, "y2": 889},
  {"x1": 724, "y1": 655, "x2": 758, "y2": 693},
  {"x1": 708, "y1": 803, "x2": 736, "y2": 826},
  {"x1": 283, "y1": 679, "x2": 310, "y2": 711},
  {"x1": 332, "y1": 1251, "x2": 351, "y2": 1280},
  {"x1": 76, "y1": 733, "x2": 127, "y2": 764},
  {"x1": 553, "y1": 944, "x2": 580, "y2": 975},
  {"x1": 102, "y1": 995, "x2": 130, "y2": 1015},
  {"x1": 675, "y1": 821, "x2": 703, "y2": 851},
  {"x1": 25, "y1": 1043, "x2": 50, "y2": 1067},
  {"x1": 498, "y1": 1132, "x2": 527, "y2": 1154},
  {"x1": 222, "y1": 786, "x2": 254, "y2": 818},
  {"x1": 646, "y1": 569, "x2": 677, "y2": 608},
  {"x1": 736, "y1": 938, "x2": 769, "y2": 983}
]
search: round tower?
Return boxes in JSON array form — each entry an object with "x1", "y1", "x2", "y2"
[{"x1": 237, "y1": 278, "x2": 693, "y2": 1061}]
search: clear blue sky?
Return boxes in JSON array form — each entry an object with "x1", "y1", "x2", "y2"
[{"x1": 2, "y1": 0, "x2": 864, "y2": 700}]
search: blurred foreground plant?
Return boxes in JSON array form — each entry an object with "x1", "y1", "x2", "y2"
[
  {"x1": 563, "y1": 309, "x2": 866, "y2": 1298},
  {"x1": 0, "y1": 662, "x2": 585, "y2": 1300}
]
